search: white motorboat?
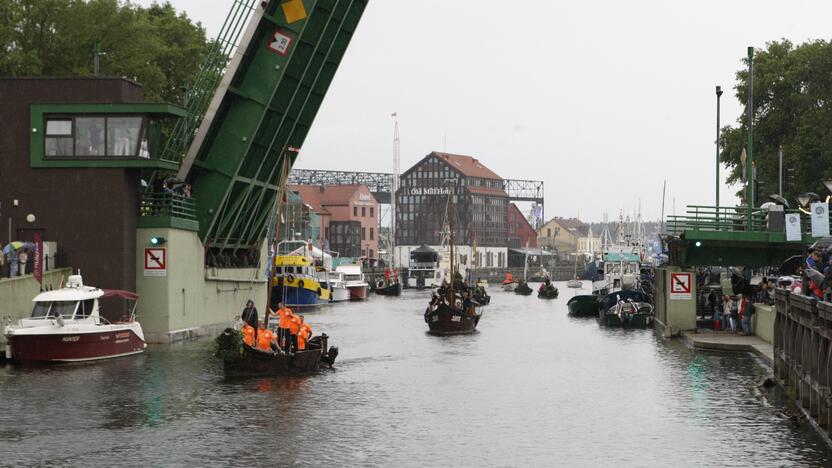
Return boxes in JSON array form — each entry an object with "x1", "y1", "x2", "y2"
[
  {"x1": 336, "y1": 264, "x2": 369, "y2": 300},
  {"x1": 4, "y1": 274, "x2": 146, "y2": 364}
]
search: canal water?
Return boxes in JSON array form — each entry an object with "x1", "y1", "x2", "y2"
[{"x1": 1, "y1": 282, "x2": 830, "y2": 467}]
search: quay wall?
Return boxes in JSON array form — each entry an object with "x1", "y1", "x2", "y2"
[
  {"x1": 0, "y1": 268, "x2": 73, "y2": 347},
  {"x1": 753, "y1": 304, "x2": 775, "y2": 345},
  {"x1": 773, "y1": 289, "x2": 832, "y2": 438},
  {"x1": 135, "y1": 228, "x2": 267, "y2": 343}
]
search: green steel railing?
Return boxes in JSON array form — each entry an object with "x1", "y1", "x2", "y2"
[
  {"x1": 157, "y1": 0, "x2": 258, "y2": 164},
  {"x1": 140, "y1": 192, "x2": 198, "y2": 221},
  {"x1": 665, "y1": 204, "x2": 832, "y2": 239}
]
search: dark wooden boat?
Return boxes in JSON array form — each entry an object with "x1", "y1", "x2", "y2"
[
  {"x1": 372, "y1": 280, "x2": 402, "y2": 296},
  {"x1": 567, "y1": 294, "x2": 599, "y2": 316},
  {"x1": 538, "y1": 286, "x2": 559, "y2": 299},
  {"x1": 514, "y1": 281, "x2": 533, "y2": 295},
  {"x1": 472, "y1": 286, "x2": 490, "y2": 305},
  {"x1": 424, "y1": 302, "x2": 481, "y2": 335},
  {"x1": 599, "y1": 301, "x2": 654, "y2": 327},
  {"x1": 215, "y1": 329, "x2": 338, "y2": 378}
]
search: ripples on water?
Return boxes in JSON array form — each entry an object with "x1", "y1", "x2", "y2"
[{"x1": 1, "y1": 283, "x2": 830, "y2": 467}]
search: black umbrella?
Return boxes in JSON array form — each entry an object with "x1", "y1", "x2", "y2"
[
  {"x1": 806, "y1": 268, "x2": 825, "y2": 286},
  {"x1": 778, "y1": 254, "x2": 805, "y2": 276},
  {"x1": 810, "y1": 237, "x2": 832, "y2": 254},
  {"x1": 768, "y1": 194, "x2": 790, "y2": 209}
]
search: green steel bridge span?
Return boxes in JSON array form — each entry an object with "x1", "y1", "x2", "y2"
[
  {"x1": 666, "y1": 205, "x2": 820, "y2": 267},
  {"x1": 143, "y1": 0, "x2": 369, "y2": 259}
]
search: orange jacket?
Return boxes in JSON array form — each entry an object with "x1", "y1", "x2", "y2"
[
  {"x1": 256, "y1": 328, "x2": 275, "y2": 351},
  {"x1": 297, "y1": 323, "x2": 312, "y2": 350},
  {"x1": 278, "y1": 307, "x2": 295, "y2": 329},
  {"x1": 287, "y1": 314, "x2": 301, "y2": 334},
  {"x1": 242, "y1": 324, "x2": 255, "y2": 346}
]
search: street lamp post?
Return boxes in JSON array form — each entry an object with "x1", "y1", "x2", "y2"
[
  {"x1": 746, "y1": 47, "x2": 755, "y2": 219},
  {"x1": 716, "y1": 85, "x2": 723, "y2": 217}
]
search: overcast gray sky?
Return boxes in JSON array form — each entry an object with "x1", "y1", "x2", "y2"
[{"x1": 138, "y1": 0, "x2": 832, "y2": 221}]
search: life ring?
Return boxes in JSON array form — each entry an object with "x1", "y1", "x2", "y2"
[
  {"x1": 287, "y1": 274, "x2": 295, "y2": 283},
  {"x1": 377, "y1": 280, "x2": 385, "y2": 289},
  {"x1": 298, "y1": 280, "x2": 305, "y2": 289}
]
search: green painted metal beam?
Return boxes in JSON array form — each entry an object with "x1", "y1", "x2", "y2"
[{"x1": 181, "y1": 0, "x2": 368, "y2": 252}]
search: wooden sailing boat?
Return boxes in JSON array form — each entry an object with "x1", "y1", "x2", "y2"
[
  {"x1": 216, "y1": 153, "x2": 338, "y2": 377},
  {"x1": 514, "y1": 241, "x2": 533, "y2": 295},
  {"x1": 424, "y1": 181, "x2": 482, "y2": 335}
]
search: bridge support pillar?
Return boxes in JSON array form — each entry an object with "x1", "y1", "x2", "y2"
[{"x1": 654, "y1": 267, "x2": 698, "y2": 337}]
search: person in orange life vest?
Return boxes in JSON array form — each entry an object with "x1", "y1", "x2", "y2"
[
  {"x1": 256, "y1": 321, "x2": 276, "y2": 351},
  {"x1": 276, "y1": 301, "x2": 294, "y2": 351},
  {"x1": 241, "y1": 323, "x2": 255, "y2": 346},
  {"x1": 287, "y1": 311, "x2": 302, "y2": 353},
  {"x1": 297, "y1": 315, "x2": 312, "y2": 351}
]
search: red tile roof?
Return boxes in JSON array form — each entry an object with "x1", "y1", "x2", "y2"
[
  {"x1": 288, "y1": 184, "x2": 376, "y2": 212},
  {"x1": 433, "y1": 152, "x2": 502, "y2": 180}
]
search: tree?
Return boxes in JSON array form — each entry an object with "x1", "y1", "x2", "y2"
[
  {"x1": 720, "y1": 40, "x2": 832, "y2": 206},
  {"x1": 0, "y1": 0, "x2": 209, "y2": 103}
]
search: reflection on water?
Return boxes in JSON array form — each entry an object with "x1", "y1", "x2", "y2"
[{"x1": 1, "y1": 283, "x2": 830, "y2": 467}]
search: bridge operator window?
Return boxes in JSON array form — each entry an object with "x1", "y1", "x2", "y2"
[{"x1": 44, "y1": 116, "x2": 145, "y2": 158}]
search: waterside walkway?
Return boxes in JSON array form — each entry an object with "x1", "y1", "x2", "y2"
[{"x1": 681, "y1": 329, "x2": 774, "y2": 366}]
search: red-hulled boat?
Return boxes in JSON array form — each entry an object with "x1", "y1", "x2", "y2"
[{"x1": 4, "y1": 275, "x2": 145, "y2": 364}]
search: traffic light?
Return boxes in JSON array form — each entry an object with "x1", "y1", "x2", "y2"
[{"x1": 150, "y1": 236, "x2": 166, "y2": 245}]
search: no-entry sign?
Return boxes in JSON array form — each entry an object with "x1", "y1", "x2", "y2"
[
  {"x1": 669, "y1": 272, "x2": 692, "y2": 300},
  {"x1": 144, "y1": 247, "x2": 167, "y2": 277}
]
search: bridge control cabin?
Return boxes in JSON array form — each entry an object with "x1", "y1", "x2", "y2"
[{"x1": 0, "y1": 77, "x2": 186, "y2": 292}]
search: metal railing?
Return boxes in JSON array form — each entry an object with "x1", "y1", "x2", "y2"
[
  {"x1": 140, "y1": 192, "x2": 197, "y2": 221},
  {"x1": 665, "y1": 205, "x2": 768, "y2": 235}
]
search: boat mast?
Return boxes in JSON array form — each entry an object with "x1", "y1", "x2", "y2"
[
  {"x1": 264, "y1": 151, "x2": 292, "y2": 327},
  {"x1": 446, "y1": 179, "x2": 455, "y2": 301},
  {"x1": 391, "y1": 113, "x2": 400, "y2": 269}
]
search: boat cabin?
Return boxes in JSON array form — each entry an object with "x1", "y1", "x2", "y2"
[{"x1": 21, "y1": 275, "x2": 138, "y2": 326}]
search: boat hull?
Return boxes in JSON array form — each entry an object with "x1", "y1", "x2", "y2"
[
  {"x1": 567, "y1": 295, "x2": 600, "y2": 316},
  {"x1": 599, "y1": 311, "x2": 653, "y2": 327},
  {"x1": 272, "y1": 285, "x2": 328, "y2": 307},
  {"x1": 373, "y1": 283, "x2": 402, "y2": 296},
  {"x1": 348, "y1": 285, "x2": 369, "y2": 301},
  {"x1": 330, "y1": 287, "x2": 350, "y2": 302},
  {"x1": 7, "y1": 328, "x2": 145, "y2": 364},
  {"x1": 424, "y1": 304, "x2": 480, "y2": 335},
  {"x1": 220, "y1": 333, "x2": 336, "y2": 378}
]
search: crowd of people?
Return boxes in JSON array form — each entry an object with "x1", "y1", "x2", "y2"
[
  {"x1": 239, "y1": 299, "x2": 313, "y2": 354},
  {"x1": 429, "y1": 274, "x2": 484, "y2": 313},
  {"x1": 0, "y1": 241, "x2": 34, "y2": 278},
  {"x1": 709, "y1": 291, "x2": 756, "y2": 335}
]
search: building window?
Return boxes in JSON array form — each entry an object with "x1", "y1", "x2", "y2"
[
  {"x1": 369, "y1": 249, "x2": 374, "y2": 259},
  {"x1": 353, "y1": 206, "x2": 358, "y2": 216},
  {"x1": 370, "y1": 207, "x2": 374, "y2": 217},
  {"x1": 370, "y1": 227, "x2": 374, "y2": 240},
  {"x1": 362, "y1": 206, "x2": 366, "y2": 217},
  {"x1": 547, "y1": 228, "x2": 551, "y2": 237},
  {"x1": 44, "y1": 115, "x2": 145, "y2": 158},
  {"x1": 362, "y1": 227, "x2": 366, "y2": 240}
]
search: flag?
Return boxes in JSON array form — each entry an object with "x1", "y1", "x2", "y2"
[{"x1": 34, "y1": 232, "x2": 43, "y2": 284}]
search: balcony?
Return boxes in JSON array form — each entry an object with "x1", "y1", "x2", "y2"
[{"x1": 138, "y1": 192, "x2": 199, "y2": 231}]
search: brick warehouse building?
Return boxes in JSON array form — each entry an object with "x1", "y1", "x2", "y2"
[
  {"x1": 0, "y1": 77, "x2": 184, "y2": 291},
  {"x1": 394, "y1": 151, "x2": 508, "y2": 269}
]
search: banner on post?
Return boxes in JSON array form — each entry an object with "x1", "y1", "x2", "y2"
[
  {"x1": 785, "y1": 213, "x2": 802, "y2": 241},
  {"x1": 33, "y1": 232, "x2": 43, "y2": 284},
  {"x1": 810, "y1": 202, "x2": 830, "y2": 237}
]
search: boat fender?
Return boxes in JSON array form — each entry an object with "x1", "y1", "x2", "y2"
[
  {"x1": 287, "y1": 274, "x2": 295, "y2": 284},
  {"x1": 298, "y1": 280, "x2": 305, "y2": 289}
]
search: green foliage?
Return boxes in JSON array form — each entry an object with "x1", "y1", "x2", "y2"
[
  {"x1": 720, "y1": 39, "x2": 832, "y2": 204},
  {"x1": 214, "y1": 327, "x2": 244, "y2": 362},
  {"x1": 0, "y1": 0, "x2": 209, "y2": 103}
]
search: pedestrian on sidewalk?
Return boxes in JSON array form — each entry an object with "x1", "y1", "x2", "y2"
[{"x1": 729, "y1": 296, "x2": 739, "y2": 333}]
